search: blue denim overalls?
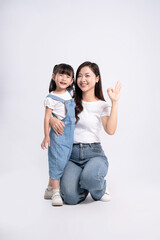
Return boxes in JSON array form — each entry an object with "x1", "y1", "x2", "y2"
[{"x1": 47, "y1": 91, "x2": 75, "y2": 180}]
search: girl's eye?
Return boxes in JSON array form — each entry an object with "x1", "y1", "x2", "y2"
[
  {"x1": 86, "y1": 75, "x2": 90, "y2": 77},
  {"x1": 78, "y1": 75, "x2": 82, "y2": 78}
]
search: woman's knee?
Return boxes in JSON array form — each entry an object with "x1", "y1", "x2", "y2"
[
  {"x1": 60, "y1": 187, "x2": 80, "y2": 205},
  {"x1": 80, "y1": 158, "x2": 108, "y2": 190},
  {"x1": 60, "y1": 181, "x2": 88, "y2": 205},
  {"x1": 80, "y1": 171, "x2": 101, "y2": 189}
]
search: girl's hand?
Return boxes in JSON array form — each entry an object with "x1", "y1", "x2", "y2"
[
  {"x1": 50, "y1": 117, "x2": 65, "y2": 136},
  {"x1": 41, "y1": 136, "x2": 50, "y2": 150},
  {"x1": 107, "y1": 81, "x2": 122, "y2": 102}
]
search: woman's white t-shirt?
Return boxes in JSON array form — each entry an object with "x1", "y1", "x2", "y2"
[
  {"x1": 74, "y1": 100, "x2": 111, "y2": 143},
  {"x1": 44, "y1": 91, "x2": 72, "y2": 120}
]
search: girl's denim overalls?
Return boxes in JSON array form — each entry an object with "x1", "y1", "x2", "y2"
[{"x1": 47, "y1": 91, "x2": 75, "y2": 180}]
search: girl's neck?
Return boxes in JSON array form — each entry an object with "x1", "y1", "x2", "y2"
[
  {"x1": 54, "y1": 88, "x2": 67, "y2": 94},
  {"x1": 82, "y1": 90, "x2": 98, "y2": 102}
]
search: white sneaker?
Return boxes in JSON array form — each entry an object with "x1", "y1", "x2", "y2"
[
  {"x1": 52, "y1": 190, "x2": 63, "y2": 206},
  {"x1": 100, "y1": 189, "x2": 111, "y2": 202},
  {"x1": 44, "y1": 186, "x2": 53, "y2": 199}
]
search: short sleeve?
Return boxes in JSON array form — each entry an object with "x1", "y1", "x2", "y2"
[
  {"x1": 44, "y1": 97, "x2": 56, "y2": 110},
  {"x1": 101, "y1": 103, "x2": 111, "y2": 117}
]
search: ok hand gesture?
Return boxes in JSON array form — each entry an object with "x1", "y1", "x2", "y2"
[{"x1": 107, "y1": 81, "x2": 122, "y2": 102}]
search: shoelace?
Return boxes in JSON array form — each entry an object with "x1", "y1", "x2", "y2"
[
  {"x1": 52, "y1": 192, "x2": 60, "y2": 198},
  {"x1": 105, "y1": 192, "x2": 110, "y2": 195}
]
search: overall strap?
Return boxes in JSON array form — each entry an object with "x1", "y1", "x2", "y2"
[
  {"x1": 47, "y1": 94, "x2": 65, "y2": 103},
  {"x1": 66, "y1": 89, "x2": 73, "y2": 98}
]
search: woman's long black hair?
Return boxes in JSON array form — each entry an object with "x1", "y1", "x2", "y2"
[
  {"x1": 49, "y1": 63, "x2": 74, "y2": 93},
  {"x1": 75, "y1": 61, "x2": 105, "y2": 123}
]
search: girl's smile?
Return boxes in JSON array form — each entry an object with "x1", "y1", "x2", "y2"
[{"x1": 60, "y1": 81, "x2": 67, "y2": 86}]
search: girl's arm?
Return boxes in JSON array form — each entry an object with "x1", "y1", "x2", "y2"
[
  {"x1": 102, "y1": 81, "x2": 122, "y2": 135},
  {"x1": 41, "y1": 107, "x2": 53, "y2": 149}
]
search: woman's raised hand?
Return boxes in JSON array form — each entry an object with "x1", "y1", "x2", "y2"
[
  {"x1": 107, "y1": 81, "x2": 122, "y2": 102},
  {"x1": 49, "y1": 117, "x2": 65, "y2": 136}
]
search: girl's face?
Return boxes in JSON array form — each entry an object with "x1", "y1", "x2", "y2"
[
  {"x1": 77, "y1": 66, "x2": 99, "y2": 93},
  {"x1": 53, "y1": 72, "x2": 73, "y2": 91}
]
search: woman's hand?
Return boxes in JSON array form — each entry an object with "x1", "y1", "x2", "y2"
[
  {"x1": 41, "y1": 136, "x2": 50, "y2": 150},
  {"x1": 50, "y1": 117, "x2": 65, "y2": 136},
  {"x1": 107, "y1": 81, "x2": 122, "y2": 102}
]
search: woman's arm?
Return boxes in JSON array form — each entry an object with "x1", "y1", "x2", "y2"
[
  {"x1": 49, "y1": 117, "x2": 65, "y2": 136},
  {"x1": 102, "y1": 101, "x2": 118, "y2": 135},
  {"x1": 41, "y1": 107, "x2": 52, "y2": 149},
  {"x1": 102, "y1": 81, "x2": 122, "y2": 135}
]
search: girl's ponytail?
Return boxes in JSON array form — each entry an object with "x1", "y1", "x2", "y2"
[{"x1": 49, "y1": 65, "x2": 59, "y2": 92}]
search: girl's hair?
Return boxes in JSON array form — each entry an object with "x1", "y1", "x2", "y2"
[
  {"x1": 49, "y1": 63, "x2": 74, "y2": 92},
  {"x1": 75, "y1": 61, "x2": 105, "y2": 123}
]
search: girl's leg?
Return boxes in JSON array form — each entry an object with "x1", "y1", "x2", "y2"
[
  {"x1": 48, "y1": 179, "x2": 52, "y2": 187},
  {"x1": 60, "y1": 161, "x2": 88, "y2": 205},
  {"x1": 47, "y1": 179, "x2": 59, "y2": 188},
  {"x1": 79, "y1": 156, "x2": 109, "y2": 200},
  {"x1": 50, "y1": 179, "x2": 60, "y2": 189}
]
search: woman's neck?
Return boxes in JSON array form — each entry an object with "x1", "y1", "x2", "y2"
[{"x1": 82, "y1": 90, "x2": 98, "y2": 102}]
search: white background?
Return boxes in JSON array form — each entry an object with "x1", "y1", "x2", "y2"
[{"x1": 0, "y1": 0, "x2": 160, "y2": 239}]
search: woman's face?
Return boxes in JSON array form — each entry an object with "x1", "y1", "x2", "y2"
[{"x1": 77, "y1": 66, "x2": 99, "y2": 92}]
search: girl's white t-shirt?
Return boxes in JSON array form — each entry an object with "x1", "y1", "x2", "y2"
[
  {"x1": 44, "y1": 91, "x2": 72, "y2": 120},
  {"x1": 74, "y1": 100, "x2": 111, "y2": 143}
]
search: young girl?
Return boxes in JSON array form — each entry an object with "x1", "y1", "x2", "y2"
[
  {"x1": 41, "y1": 63, "x2": 75, "y2": 206},
  {"x1": 49, "y1": 61, "x2": 122, "y2": 204}
]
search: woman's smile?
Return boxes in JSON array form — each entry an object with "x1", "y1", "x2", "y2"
[{"x1": 80, "y1": 82, "x2": 88, "y2": 87}]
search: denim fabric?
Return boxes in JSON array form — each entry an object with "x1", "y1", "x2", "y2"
[
  {"x1": 47, "y1": 92, "x2": 75, "y2": 180},
  {"x1": 60, "y1": 143, "x2": 109, "y2": 204}
]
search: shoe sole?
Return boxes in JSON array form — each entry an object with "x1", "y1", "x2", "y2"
[
  {"x1": 101, "y1": 199, "x2": 111, "y2": 202},
  {"x1": 52, "y1": 202, "x2": 63, "y2": 206},
  {"x1": 44, "y1": 196, "x2": 52, "y2": 199}
]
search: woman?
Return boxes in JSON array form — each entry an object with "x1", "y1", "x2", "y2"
[{"x1": 47, "y1": 61, "x2": 121, "y2": 205}]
